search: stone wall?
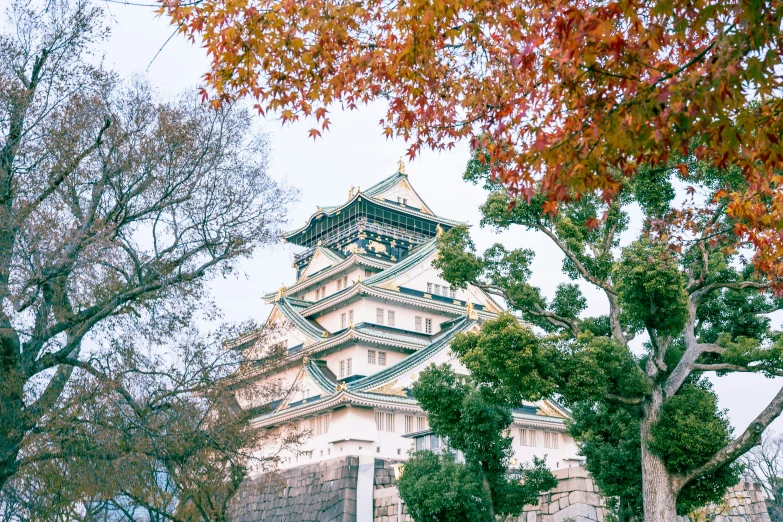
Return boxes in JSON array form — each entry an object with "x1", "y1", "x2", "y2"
[
  {"x1": 371, "y1": 464, "x2": 772, "y2": 522},
  {"x1": 227, "y1": 456, "x2": 359, "y2": 522},
  {"x1": 227, "y1": 458, "x2": 772, "y2": 522}
]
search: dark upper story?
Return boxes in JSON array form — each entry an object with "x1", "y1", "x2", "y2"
[{"x1": 284, "y1": 171, "x2": 464, "y2": 279}]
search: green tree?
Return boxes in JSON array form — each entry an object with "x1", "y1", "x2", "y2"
[
  {"x1": 397, "y1": 364, "x2": 557, "y2": 522},
  {"x1": 433, "y1": 153, "x2": 783, "y2": 521}
]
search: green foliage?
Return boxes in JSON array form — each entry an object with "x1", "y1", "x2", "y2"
[
  {"x1": 397, "y1": 451, "x2": 492, "y2": 522},
  {"x1": 433, "y1": 226, "x2": 484, "y2": 290},
  {"x1": 450, "y1": 314, "x2": 558, "y2": 402},
  {"x1": 406, "y1": 364, "x2": 557, "y2": 520},
  {"x1": 551, "y1": 284, "x2": 588, "y2": 320},
  {"x1": 614, "y1": 239, "x2": 689, "y2": 336},
  {"x1": 568, "y1": 402, "x2": 644, "y2": 520},
  {"x1": 632, "y1": 165, "x2": 676, "y2": 219},
  {"x1": 570, "y1": 383, "x2": 742, "y2": 518}
]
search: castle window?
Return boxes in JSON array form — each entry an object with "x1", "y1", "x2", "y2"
[
  {"x1": 341, "y1": 313, "x2": 347, "y2": 329},
  {"x1": 309, "y1": 413, "x2": 331, "y2": 436},
  {"x1": 337, "y1": 278, "x2": 343, "y2": 291},
  {"x1": 425, "y1": 318, "x2": 433, "y2": 334},
  {"x1": 376, "y1": 308, "x2": 384, "y2": 325},
  {"x1": 415, "y1": 316, "x2": 422, "y2": 332},
  {"x1": 520, "y1": 429, "x2": 537, "y2": 446},
  {"x1": 442, "y1": 286, "x2": 450, "y2": 297},
  {"x1": 339, "y1": 360, "x2": 345, "y2": 378},
  {"x1": 347, "y1": 358, "x2": 353, "y2": 376},
  {"x1": 404, "y1": 415, "x2": 414, "y2": 434},
  {"x1": 426, "y1": 283, "x2": 432, "y2": 293},
  {"x1": 387, "y1": 310, "x2": 395, "y2": 327},
  {"x1": 378, "y1": 351, "x2": 387, "y2": 366},
  {"x1": 349, "y1": 309, "x2": 354, "y2": 323},
  {"x1": 365, "y1": 269, "x2": 372, "y2": 277},
  {"x1": 343, "y1": 275, "x2": 348, "y2": 288},
  {"x1": 368, "y1": 350, "x2": 376, "y2": 364},
  {"x1": 544, "y1": 431, "x2": 559, "y2": 449},
  {"x1": 375, "y1": 412, "x2": 395, "y2": 432},
  {"x1": 450, "y1": 288, "x2": 456, "y2": 298},
  {"x1": 416, "y1": 416, "x2": 429, "y2": 431},
  {"x1": 434, "y1": 284, "x2": 441, "y2": 295}
]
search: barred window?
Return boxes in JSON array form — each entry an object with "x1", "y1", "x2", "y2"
[
  {"x1": 365, "y1": 269, "x2": 372, "y2": 277},
  {"x1": 376, "y1": 308, "x2": 384, "y2": 325},
  {"x1": 520, "y1": 428, "x2": 537, "y2": 446},
  {"x1": 415, "y1": 316, "x2": 422, "y2": 332},
  {"x1": 375, "y1": 412, "x2": 395, "y2": 432},
  {"x1": 425, "y1": 318, "x2": 433, "y2": 334},
  {"x1": 450, "y1": 288, "x2": 456, "y2": 298},
  {"x1": 339, "y1": 360, "x2": 345, "y2": 378},
  {"x1": 404, "y1": 415, "x2": 414, "y2": 434},
  {"x1": 347, "y1": 358, "x2": 353, "y2": 376},
  {"x1": 368, "y1": 350, "x2": 376, "y2": 364},
  {"x1": 378, "y1": 351, "x2": 387, "y2": 366},
  {"x1": 426, "y1": 282, "x2": 432, "y2": 293},
  {"x1": 309, "y1": 414, "x2": 331, "y2": 436},
  {"x1": 385, "y1": 413, "x2": 395, "y2": 432},
  {"x1": 343, "y1": 276, "x2": 348, "y2": 288},
  {"x1": 337, "y1": 278, "x2": 343, "y2": 290},
  {"x1": 434, "y1": 284, "x2": 441, "y2": 295},
  {"x1": 387, "y1": 310, "x2": 395, "y2": 327},
  {"x1": 349, "y1": 309, "x2": 354, "y2": 324},
  {"x1": 416, "y1": 416, "x2": 429, "y2": 431},
  {"x1": 341, "y1": 313, "x2": 346, "y2": 329},
  {"x1": 544, "y1": 431, "x2": 560, "y2": 449}
]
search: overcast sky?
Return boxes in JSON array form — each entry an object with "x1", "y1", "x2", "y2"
[{"x1": 97, "y1": 1, "x2": 783, "y2": 435}]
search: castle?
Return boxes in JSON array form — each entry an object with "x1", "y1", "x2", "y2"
[{"x1": 229, "y1": 166, "x2": 583, "y2": 521}]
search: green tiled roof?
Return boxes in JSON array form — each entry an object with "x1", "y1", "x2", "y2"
[
  {"x1": 348, "y1": 315, "x2": 474, "y2": 392},
  {"x1": 276, "y1": 297, "x2": 326, "y2": 340},
  {"x1": 363, "y1": 171, "x2": 407, "y2": 197},
  {"x1": 304, "y1": 360, "x2": 337, "y2": 394},
  {"x1": 364, "y1": 237, "x2": 439, "y2": 286}
]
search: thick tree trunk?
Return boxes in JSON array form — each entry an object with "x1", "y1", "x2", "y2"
[
  {"x1": 0, "y1": 366, "x2": 26, "y2": 491},
  {"x1": 641, "y1": 389, "x2": 679, "y2": 522}
]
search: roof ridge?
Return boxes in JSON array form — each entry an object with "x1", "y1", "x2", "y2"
[{"x1": 276, "y1": 296, "x2": 326, "y2": 339}]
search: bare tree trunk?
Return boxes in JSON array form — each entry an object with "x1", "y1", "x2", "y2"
[{"x1": 641, "y1": 389, "x2": 679, "y2": 522}]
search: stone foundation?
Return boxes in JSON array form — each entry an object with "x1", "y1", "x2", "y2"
[
  {"x1": 227, "y1": 458, "x2": 772, "y2": 522},
  {"x1": 227, "y1": 456, "x2": 359, "y2": 522}
]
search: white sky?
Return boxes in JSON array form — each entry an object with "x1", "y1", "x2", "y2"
[{"x1": 99, "y1": 2, "x2": 783, "y2": 435}]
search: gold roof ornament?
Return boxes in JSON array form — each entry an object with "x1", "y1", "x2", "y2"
[
  {"x1": 302, "y1": 356, "x2": 310, "y2": 365},
  {"x1": 397, "y1": 157, "x2": 407, "y2": 175},
  {"x1": 349, "y1": 320, "x2": 354, "y2": 329},
  {"x1": 336, "y1": 382, "x2": 348, "y2": 392},
  {"x1": 317, "y1": 239, "x2": 323, "y2": 246},
  {"x1": 356, "y1": 274, "x2": 362, "y2": 284},
  {"x1": 436, "y1": 223, "x2": 444, "y2": 238},
  {"x1": 322, "y1": 331, "x2": 329, "y2": 338},
  {"x1": 466, "y1": 300, "x2": 478, "y2": 320},
  {"x1": 348, "y1": 185, "x2": 355, "y2": 199},
  {"x1": 275, "y1": 284, "x2": 287, "y2": 301}
]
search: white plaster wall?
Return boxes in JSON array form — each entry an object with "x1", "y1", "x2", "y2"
[{"x1": 313, "y1": 295, "x2": 454, "y2": 334}]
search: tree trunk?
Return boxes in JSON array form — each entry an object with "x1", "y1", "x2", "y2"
[
  {"x1": 641, "y1": 389, "x2": 679, "y2": 522},
  {"x1": 481, "y1": 465, "x2": 496, "y2": 519},
  {"x1": 0, "y1": 366, "x2": 26, "y2": 491}
]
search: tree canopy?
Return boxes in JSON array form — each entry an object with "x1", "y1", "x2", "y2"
[
  {"x1": 161, "y1": 0, "x2": 783, "y2": 277},
  {"x1": 397, "y1": 363, "x2": 556, "y2": 522},
  {"x1": 430, "y1": 151, "x2": 783, "y2": 521},
  {"x1": 0, "y1": 0, "x2": 298, "y2": 514}
]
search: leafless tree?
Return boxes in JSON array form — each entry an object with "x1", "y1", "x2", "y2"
[
  {"x1": 0, "y1": 0, "x2": 298, "y2": 513},
  {"x1": 742, "y1": 432, "x2": 783, "y2": 522}
]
